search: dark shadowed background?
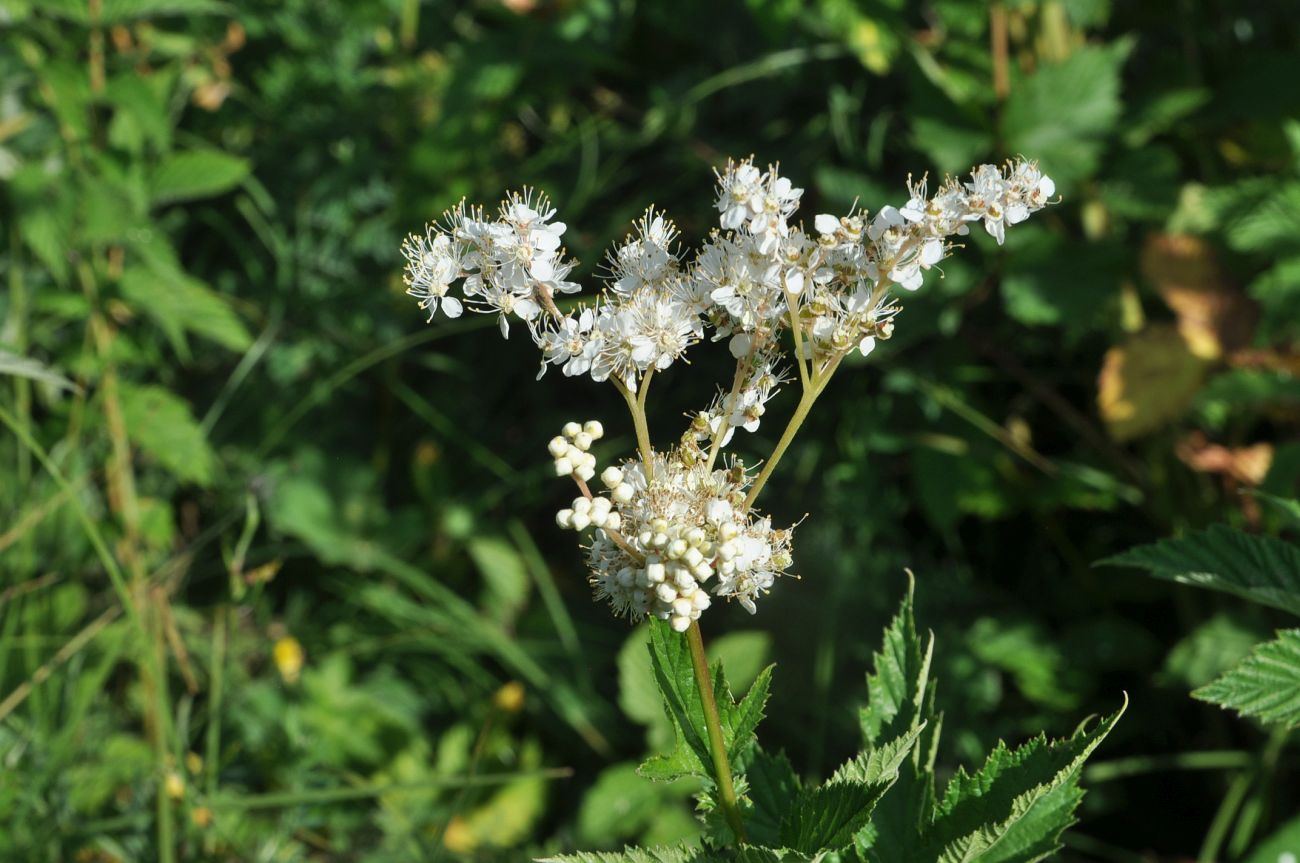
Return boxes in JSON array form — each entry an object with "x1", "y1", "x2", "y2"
[{"x1": 2, "y1": 0, "x2": 1299, "y2": 859}]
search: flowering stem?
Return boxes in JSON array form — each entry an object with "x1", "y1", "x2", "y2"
[
  {"x1": 742, "y1": 353, "x2": 842, "y2": 510},
  {"x1": 615, "y1": 377, "x2": 655, "y2": 480},
  {"x1": 685, "y1": 620, "x2": 747, "y2": 845},
  {"x1": 782, "y1": 283, "x2": 812, "y2": 392}
]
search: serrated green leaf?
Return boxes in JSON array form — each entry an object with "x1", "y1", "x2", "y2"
[
  {"x1": 779, "y1": 778, "x2": 897, "y2": 855},
  {"x1": 117, "y1": 265, "x2": 252, "y2": 355},
  {"x1": 639, "y1": 621, "x2": 712, "y2": 783},
  {"x1": 1101, "y1": 525, "x2": 1300, "y2": 617},
  {"x1": 536, "y1": 845, "x2": 700, "y2": 863},
  {"x1": 149, "y1": 149, "x2": 250, "y2": 206},
  {"x1": 745, "y1": 747, "x2": 802, "y2": 847},
  {"x1": 926, "y1": 699, "x2": 1126, "y2": 863},
  {"x1": 858, "y1": 579, "x2": 943, "y2": 862},
  {"x1": 861, "y1": 575, "x2": 934, "y2": 747},
  {"x1": 118, "y1": 383, "x2": 216, "y2": 486},
  {"x1": 639, "y1": 619, "x2": 772, "y2": 785},
  {"x1": 1194, "y1": 630, "x2": 1300, "y2": 729},
  {"x1": 1002, "y1": 39, "x2": 1133, "y2": 189},
  {"x1": 831, "y1": 724, "x2": 924, "y2": 786}
]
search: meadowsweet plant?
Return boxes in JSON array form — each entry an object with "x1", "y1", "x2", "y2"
[{"x1": 401, "y1": 158, "x2": 1122, "y2": 860}]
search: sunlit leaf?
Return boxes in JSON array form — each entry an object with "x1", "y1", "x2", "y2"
[
  {"x1": 1194, "y1": 630, "x2": 1300, "y2": 729},
  {"x1": 1102, "y1": 525, "x2": 1300, "y2": 616}
]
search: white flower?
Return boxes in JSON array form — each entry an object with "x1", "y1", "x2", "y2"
[
  {"x1": 608, "y1": 208, "x2": 680, "y2": 295},
  {"x1": 400, "y1": 229, "x2": 465, "y2": 320},
  {"x1": 537, "y1": 308, "x2": 597, "y2": 378}
]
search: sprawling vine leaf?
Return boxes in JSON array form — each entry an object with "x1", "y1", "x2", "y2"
[
  {"x1": 1194, "y1": 630, "x2": 1300, "y2": 729},
  {"x1": 638, "y1": 619, "x2": 772, "y2": 784},
  {"x1": 1102, "y1": 525, "x2": 1300, "y2": 617}
]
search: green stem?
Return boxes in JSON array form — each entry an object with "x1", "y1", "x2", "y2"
[
  {"x1": 686, "y1": 621, "x2": 747, "y2": 844},
  {"x1": 742, "y1": 354, "x2": 843, "y2": 510},
  {"x1": 617, "y1": 376, "x2": 655, "y2": 479},
  {"x1": 1198, "y1": 727, "x2": 1290, "y2": 863}
]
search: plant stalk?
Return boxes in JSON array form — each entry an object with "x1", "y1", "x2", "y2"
[{"x1": 685, "y1": 621, "x2": 747, "y2": 844}]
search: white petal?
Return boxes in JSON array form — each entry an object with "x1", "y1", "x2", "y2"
[
  {"x1": 530, "y1": 257, "x2": 555, "y2": 281},
  {"x1": 1038, "y1": 175, "x2": 1055, "y2": 198},
  {"x1": 814, "y1": 213, "x2": 839, "y2": 235},
  {"x1": 920, "y1": 239, "x2": 944, "y2": 267},
  {"x1": 859, "y1": 335, "x2": 877, "y2": 356},
  {"x1": 441, "y1": 296, "x2": 463, "y2": 318}
]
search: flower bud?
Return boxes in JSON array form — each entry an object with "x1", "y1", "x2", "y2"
[
  {"x1": 583, "y1": 420, "x2": 604, "y2": 439},
  {"x1": 601, "y1": 466, "x2": 624, "y2": 488},
  {"x1": 547, "y1": 436, "x2": 568, "y2": 458},
  {"x1": 562, "y1": 421, "x2": 582, "y2": 438}
]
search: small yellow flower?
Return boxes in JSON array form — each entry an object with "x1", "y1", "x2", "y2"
[
  {"x1": 493, "y1": 681, "x2": 525, "y2": 713},
  {"x1": 164, "y1": 771, "x2": 185, "y2": 800},
  {"x1": 190, "y1": 806, "x2": 213, "y2": 828},
  {"x1": 273, "y1": 636, "x2": 305, "y2": 684},
  {"x1": 442, "y1": 815, "x2": 476, "y2": 853}
]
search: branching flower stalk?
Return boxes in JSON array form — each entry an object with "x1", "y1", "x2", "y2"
[{"x1": 400, "y1": 157, "x2": 1056, "y2": 844}]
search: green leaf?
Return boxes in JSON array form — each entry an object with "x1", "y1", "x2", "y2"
[
  {"x1": 118, "y1": 383, "x2": 216, "y2": 486},
  {"x1": 925, "y1": 699, "x2": 1126, "y2": 863},
  {"x1": 536, "y1": 845, "x2": 701, "y2": 863},
  {"x1": 149, "y1": 149, "x2": 250, "y2": 206},
  {"x1": 860, "y1": 575, "x2": 933, "y2": 747},
  {"x1": 1162, "y1": 614, "x2": 1265, "y2": 690},
  {"x1": 745, "y1": 747, "x2": 802, "y2": 847},
  {"x1": 858, "y1": 579, "x2": 943, "y2": 862},
  {"x1": 638, "y1": 619, "x2": 772, "y2": 784},
  {"x1": 1001, "y1": 39, "x2": 1133, "y2": 189},
  {"x1": 831, "y1": 724, "x2": 925, "y2": 786},
  {"x1": 779, "y1": 779, "x2": 897, "y2": 854},
  {"x1": 0, "y1": 349, "x2": 79, "y2": 392},
  {"x1": 577, "y1": 762, "x2": 672, "y2": 846},
  {"x1": 1194, "y1": 630, "x2": 1300, "y2": 729},
  {"x1": 1101, "y1": 525, "x2": 1300, "y2": 617},
  {"x1": 780, "y1": 725, "x2": 926, "y2": 854},
  {"x1": 117, "y1": 265, "x2": 252, "y2": 355},
  {"x1": 1244, "y1": 813, "x2": 1300, "y2": 863},
  {"x1": 1252, "y1": 492, "x2": 1300, "y2": 530},
  {"x1": 467, "y1": 534, "x2": 530, "y2": 626}
]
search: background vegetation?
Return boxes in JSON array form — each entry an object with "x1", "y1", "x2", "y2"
[{"x1": 1, "y1": 0, "x2": 1299, "y2": 860}]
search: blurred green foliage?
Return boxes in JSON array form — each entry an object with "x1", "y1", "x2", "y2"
[{"x1": 1, "y1": 0, "x2": 1298, "y2": 860}]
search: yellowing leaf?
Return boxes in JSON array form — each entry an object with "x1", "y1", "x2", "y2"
[
  {"x1": 1140, "y1": 233, "x2": 1257, "y2": 359},
  {"x1": 1097, "y1": 324, "x2": 1209, "y2": 441}
]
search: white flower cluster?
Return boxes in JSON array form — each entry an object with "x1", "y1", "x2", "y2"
[
  {"x1": 402, "y1": 156, "x2": 1056, "y2": 627},
  {"x1": 400, "y1": 190, "x2": 578, "y2": 336},
  {"x1": 549, "y1": 429, "x2": 794, "y2": 630},
  {"x1": 547, "y1": 420, "x2": 603, "y2": 482}
]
